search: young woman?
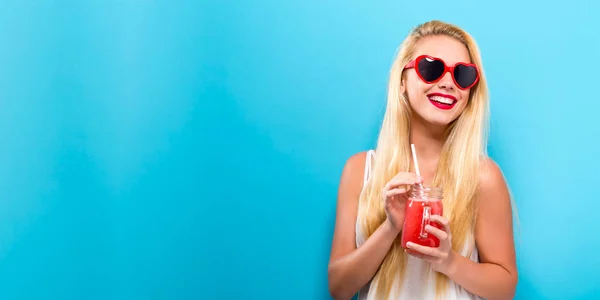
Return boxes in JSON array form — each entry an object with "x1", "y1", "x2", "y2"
[{"x1": 327, "y1": 20, "x2": 518, "y2": 300}]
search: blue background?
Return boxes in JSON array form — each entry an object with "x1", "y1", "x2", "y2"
[{"x1": 0, "y1": 1, "x2": 598, "y2": 299}]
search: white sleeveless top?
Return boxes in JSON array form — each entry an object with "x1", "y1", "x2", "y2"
[{"x1": 356, "y1": 150, "x2": 482, "y2": 300}]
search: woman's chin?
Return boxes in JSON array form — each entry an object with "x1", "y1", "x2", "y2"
[{"x1": 422, "y1": 114, "x2": 456, "y2": 128}]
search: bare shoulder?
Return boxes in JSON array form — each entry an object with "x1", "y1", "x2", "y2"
[
  {"x1": 478, "y1": 157, "x2": 510, "y2": 198},
  {"x1": 476, "y1": 157, "x2": 514, "y2": 230},
  {"x1": 338, "y1": 151, "x2": 369, "y2": 197}
]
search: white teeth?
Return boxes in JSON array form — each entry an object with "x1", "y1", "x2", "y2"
[{"x1": 429, "y1": 96, "x2": 454, "y2": 105}]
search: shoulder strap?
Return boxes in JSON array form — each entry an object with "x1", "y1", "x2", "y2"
[{"x1": 363, "y1": 150, "x2": 376, "y2": 185}]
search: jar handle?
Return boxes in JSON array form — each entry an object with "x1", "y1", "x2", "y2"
[{"x1": 419, "y1": 206, "x2": 431, "y2": 240}]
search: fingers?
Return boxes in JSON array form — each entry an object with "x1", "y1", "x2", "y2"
[
  {"x1": 384, "y1": 172, "x2": 417, "y2": 192},
  {"x1": 405, "y1": 249, "x2": 436, "y2": 261},
  {"x1": 429, "y1": 215, "x2": 451, "y2": 234},
  {"x1": 384, "y1": 187, "x2": 407, "y2": 199},
  {"x1": 387, "y1": 173, "x2": 417, "y2": 187},
  {"x1": 425, "y1": 225, "x2": 448, "y2": 241},
  {"x1": 406, "y1": 242, "x2": 437, "y2": 257}
]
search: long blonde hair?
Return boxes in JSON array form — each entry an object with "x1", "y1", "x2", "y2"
[{"x1": 357, "y1": 20, "x2": 490, "y2": 298}]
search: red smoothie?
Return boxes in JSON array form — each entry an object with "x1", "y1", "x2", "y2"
[{"x1": 401, "y1": 196, "x2": 443, "y2": 252}]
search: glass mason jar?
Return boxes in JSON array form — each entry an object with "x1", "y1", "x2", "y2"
[{"x1": 401, "y1": 184, "x2": 444, "y2": 251}]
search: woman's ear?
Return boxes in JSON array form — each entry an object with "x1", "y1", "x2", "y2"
[{"x1": 400, "y1": 78, "x2": 406, "y2": 94}]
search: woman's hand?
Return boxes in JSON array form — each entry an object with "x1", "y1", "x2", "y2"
[
  {"x1": 405, "y1": 215, "x2": 457, "y2": 275},
  {"x1": 382, "y1": 173, "x2": 420, "y2": 232}
]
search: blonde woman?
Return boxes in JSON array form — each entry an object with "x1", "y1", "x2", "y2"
[{"x1": 327, "y1": 20, "x2": 518, "y2": 300}]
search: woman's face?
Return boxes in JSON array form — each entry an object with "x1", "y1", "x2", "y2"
[{"x1": 402, "y1": 35, "x2": 476, "y2": 127}]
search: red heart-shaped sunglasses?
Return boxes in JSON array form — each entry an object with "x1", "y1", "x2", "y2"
[{"x1": 403, "y1": 55, "x2": 480, "y2": 90}]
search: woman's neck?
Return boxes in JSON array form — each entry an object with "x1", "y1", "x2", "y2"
[{"x1": 409, "y1": 116, "x2": 448, "y2": 182}]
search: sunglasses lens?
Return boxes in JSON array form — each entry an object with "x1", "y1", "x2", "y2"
[
  {"x1": 454, "y1": 64, "x2": 478, "y2": 88},
  {"x1": 417, "y1": 57, "x2": 445, "y2": 82}
]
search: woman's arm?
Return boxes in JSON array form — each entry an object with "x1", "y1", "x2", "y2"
[
  {"x1": 444, "y1": 159, "x2": 518, "y2": 300},
  {"x1": 327, "y1": 152, "x2": 414, "y2": 300}
]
